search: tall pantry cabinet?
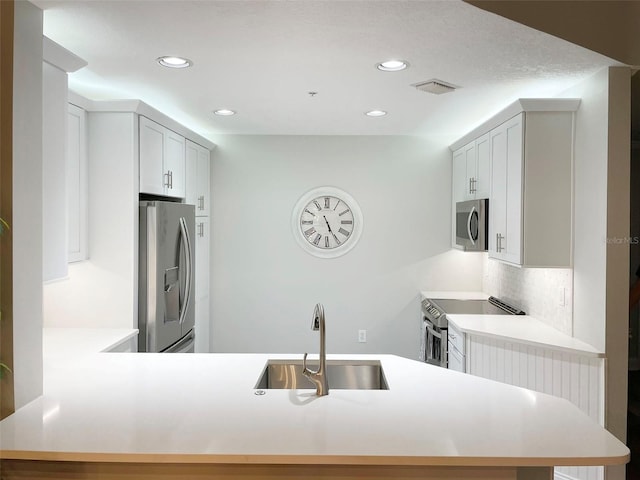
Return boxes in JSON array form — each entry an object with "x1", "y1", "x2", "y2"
[{"x1": 186, "y1": 140, "x2": 212, "y2": 353}]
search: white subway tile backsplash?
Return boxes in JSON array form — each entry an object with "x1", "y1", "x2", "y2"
[{"x1": 482, "y1": 256, "x2": 573, "y2": 335}]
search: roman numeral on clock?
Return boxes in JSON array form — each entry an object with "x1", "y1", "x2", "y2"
[
  {"x1": 301, "y1": 220, "x2": 313, "y2": 225},
  {"x1": 338, "y1": 228, "x2": 350, "y2": 237},
  {"x1": 324, "y1": 236, "x2": 330, "y2": 248},
  {"x1": 304, "y1": 208, "x2": 315, "y2": 217},
  {"x1": 339, "y1": 209, "x2": 350, "y2": 216},
  {"x1": 304, "y1": 227, "x2": 316, "y2": 237},
  {"x1": 324, "y1": 197, "x2": 330, "y2": 209},
  {"x1": 313, "y1": 233, "x2": 322, "y2": 245},
  {"x1": 313, "y1": 200, "x2": 322, "y2": 210},
  {"x1": 341, "y1": 220, "x2": 353, "y2": 225}
]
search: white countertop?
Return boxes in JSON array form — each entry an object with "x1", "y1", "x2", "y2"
[
  {"x1": 43, "y1": 327, "x2": 138, "y2": 358},
  {"x1": 420, "y1": 291, "x2": 490, "y2": 300},
  {"x1": 0, "y1": 351, "x2": 627, "y2": 466},
  {"x1": 448, "y1": 315, "x2": 604, "y2": 357},
  {"x1": 419, "y1": 291, "x2": 601, "y2": 357}
]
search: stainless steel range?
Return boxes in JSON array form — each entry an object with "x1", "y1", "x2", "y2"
[{"x1": 420, "y1": 296, "x2": 525, "y2": 368}]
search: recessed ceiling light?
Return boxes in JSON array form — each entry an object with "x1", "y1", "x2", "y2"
[
  {"x1": 156, "y1": 56, "x2": 192, "y2": 69},
  {"x1": 365, "y1": 110, "x2": 387, "y2": 117},
  {"x1": 376, "y1": 60, "x2": 408, "y2": 72},
  {"x1": 213, "y1": 109, "x2": 236, "y2": 116}
]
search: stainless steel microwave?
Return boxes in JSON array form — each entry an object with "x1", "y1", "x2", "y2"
[{"x1": 455, "y1": 199, "x2": 488, "y2": 251}]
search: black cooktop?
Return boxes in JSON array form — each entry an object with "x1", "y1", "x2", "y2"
[{"x1": 431, "y1": 297, "x2": 525, "y2": 316}]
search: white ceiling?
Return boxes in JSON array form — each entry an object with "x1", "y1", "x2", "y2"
[{"x1": 33, "y1": 0, "x2": 619, "y2": 144}]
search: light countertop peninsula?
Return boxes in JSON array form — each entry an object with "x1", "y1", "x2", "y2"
[
  {"x1": 420, "y1": 291, "x2": 601, "y2": 357},
  {"x1": 0, "y1": 350, "x2": 628, "y2": 479},
  {"x1": 447, "y1": 314, "x2": 603, "y2": 357}
]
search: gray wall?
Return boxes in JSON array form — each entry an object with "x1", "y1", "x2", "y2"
[{"x1": 209, "y1": 135, "x2": 484, "y2": 358}]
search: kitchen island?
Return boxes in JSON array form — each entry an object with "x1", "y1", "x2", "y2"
[{"x1": 0, "y1": 350, "x2": 629, "y2": 480}]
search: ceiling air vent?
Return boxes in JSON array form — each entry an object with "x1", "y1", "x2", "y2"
[{"x1": 413, "y1": 79, "x2": 458, "y2": 95}]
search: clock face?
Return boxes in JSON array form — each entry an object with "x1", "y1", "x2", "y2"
[
  {"x1": 292, "y1": 187, "x2": 363, "y2": 258},
  {"x1": 299, "y1": 195, "x2": 355, "y2": 250}
]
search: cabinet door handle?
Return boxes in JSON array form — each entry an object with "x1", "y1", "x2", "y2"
[
  {"x1": 164, "y1": 171, "x2": 171, "y2": 188},
  {"x1": 496, "y1": 233, "x2": 504, "y2": 252},
  {"x1": 198, "y1": 195, "x2": 204, "y2": 210},
  {"x1": 469, "y1": 178, "x2": 473, "y2": 195},
  {"x1": 169, "y1": 170, "x2": 173, "y2": 189}
]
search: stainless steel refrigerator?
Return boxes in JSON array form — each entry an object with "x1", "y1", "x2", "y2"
[{"x1": 139, "y1": 200, "x2": 196, "y2": 352}]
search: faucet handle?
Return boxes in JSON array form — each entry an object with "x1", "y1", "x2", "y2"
[{"x1": 302, "y1": 352, "x2": 319, "y2": 376}]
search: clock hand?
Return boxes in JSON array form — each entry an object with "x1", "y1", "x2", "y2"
[
  {"x1": 323, "y1": 216, "x2": 341, "y2": 244},
  {"x1": 323, "y1": 215, "x2": 333, "y2": 233}
]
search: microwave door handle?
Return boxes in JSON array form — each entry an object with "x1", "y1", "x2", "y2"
[
  {"x1": 178, "y1": 217, "x2": 193, "y2": 326},
  {"x1": 467, "y1": 206, "x2": 476, "y2": 246}
]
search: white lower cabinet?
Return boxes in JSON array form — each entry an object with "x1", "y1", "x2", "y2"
[
  {"x1": 104, "y1": 335, "x2": 138, "y2": 353},
  {"x1": 466, "y1": 334, "x2": 605, "y2": 480},
  {"x1": 447, "y1": 323, "x2": 465, "y2": 373},
  {"x1": 194, "y1": 217, "x2": 210, "y2": 353}
]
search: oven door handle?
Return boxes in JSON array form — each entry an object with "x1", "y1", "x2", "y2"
[{"x1": 426, "y1": 323, "x2": 442, "y2": 340}]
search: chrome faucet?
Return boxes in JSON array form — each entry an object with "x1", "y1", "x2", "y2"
[{"x1": 302, "y1": 303, "x2": 329, "y2": 396}]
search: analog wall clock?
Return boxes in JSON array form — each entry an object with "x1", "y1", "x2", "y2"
[{"x1": 291, "y1": 186, "x2": 363, "y2": 258}]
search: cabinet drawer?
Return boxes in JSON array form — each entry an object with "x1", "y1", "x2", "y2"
[
  {"x1": 448, "y1": 323, "x2": 464, "y2": 354},
  {"x1": 447, "y1": 341, "x2": 465, "y2": 373}
]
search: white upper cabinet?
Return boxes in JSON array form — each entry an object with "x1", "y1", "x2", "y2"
[
  {"x1": 489, "y1": 114, "x2": 523, "y2": 264},
  {"x1": 186, "y1": 140, "x2": 211, "y2": 217},
  {"x1": 453, "y1": 133, "x2": 491, "y2": 203},
  {"x1": 139, "y1": 116, "x2": 186, "y2": 198},
  {"x1": 473, "y1": 133, "x2": 490, "y2": 199},
  {"x1": 451, "y1": 133, "x2": 490, "y2": 249},
  {"x1": 489, "y1": 111, "x2": 574, "y2": 266},
  {"x1": 451, "y1": 99, "x2": 579, "y2": 267}
]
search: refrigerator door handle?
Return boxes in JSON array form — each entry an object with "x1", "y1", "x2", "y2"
[
  {"x1": 163, "y1": 329, "x2": 195, "y2": 353},
  {"x1": 178, "y1": 217, "x2": 193, "y2": 326}
]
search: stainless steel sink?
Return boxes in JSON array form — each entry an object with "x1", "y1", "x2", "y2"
[{"x1": 255, "y1": 359, "x2": 389, "y2": 390}]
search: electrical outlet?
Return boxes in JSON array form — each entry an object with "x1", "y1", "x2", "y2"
[{"x1": 358, "y1": 330, "x2": 367, "y2": 343}]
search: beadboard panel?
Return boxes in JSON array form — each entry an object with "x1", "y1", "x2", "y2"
[{"x1": 467, "y1": 335, "x2": 605, "y2": 480}]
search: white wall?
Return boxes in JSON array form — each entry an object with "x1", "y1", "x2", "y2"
[
  {"x1": 210, "y1": 135, "x2": 483, "y2": 359},
  {"x1": 482, "y1": 258, "x2": 573, "y2": 334},
  {"x1": 557, "y1": 68, "x2": 631, "y2": 480},
  {"x1": 12, "y1": 0, "x2": 43, "y2": 409},
  {"x1": 559, "y1": 68, "x2": 610, "y2": 352}
]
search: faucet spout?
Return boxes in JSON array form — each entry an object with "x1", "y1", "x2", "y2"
[{"x1": 303, "y1": 303, "x2": 329, "y2": 396}]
